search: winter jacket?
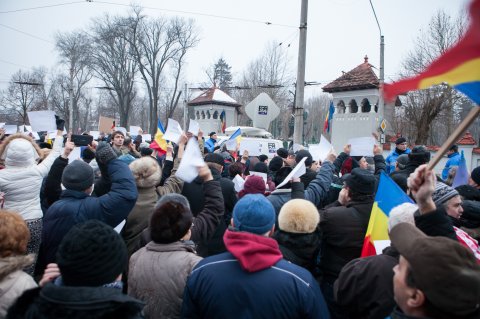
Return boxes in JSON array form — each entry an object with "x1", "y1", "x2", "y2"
[
  {"x1": 334, "y1": 246, "x2": 399, "y2": 319},
  {"x1": 0, "y1": 255, "x2": 37, "y2": 318},
  {"x1": 267, "y1": 161, "x2": 335, "y2": 215},
  {"x1": 0, "y1": 134, "x2": 63, "y2": 220},
  {"x1": 7, "y1": 284, "x2": 144, "y2": 319},
  {"x1": 37, "y1": 159, "x2": 138, "y2": 274},
  {"x1": 204, "y1": 138, "x2": 216, "y2": 153},
  {"x1": 129, "y1": 241, "x2": 201, "y2": 319},
  {"x1": 43, "y1": 156, "x2": 69, "y2": 209},
  {"x1": 274, "y1": 228, "x2": 322, "y2": 275},
  {"x1": 385, "y1": 148, "x2": 411, "y2": 174},
  {"x1": 181, "y1": 167, "x2": 235, "y2": 257},
  {"x1": 181, "y1": 229, "x2": 330, "y2": 319},
  {"x1": 319, "y1": 199, "x2": 374, "y2": 283},
  {"x1": 442, "y1": 151, "x2": 461, "y2": 180}
]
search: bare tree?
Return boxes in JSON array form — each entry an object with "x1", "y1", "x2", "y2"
[
  {"x1": 55, "y1": 30, "x2": 94, "y2": 131},
  {"x1": 396, "y1": 10, "x2": 467, "y2": 144},
  {"x1": 127, "y1": 8, "x2": 199, "y2": 134},
  {"x1": 90, "y1": 14, "x2": 138, "y2": 128}
]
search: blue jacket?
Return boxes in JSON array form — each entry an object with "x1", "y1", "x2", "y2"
[
  {"x1": 442, "y1": 151, "x2": 461, "y2": 180},
  {"x1": 268, "y1": 161, "x2": 335, "y2": 214},
  {"x1": 37, "y1": 160, "x2": 138, "y2": 272},
  {"x1": 385, "y1": 148, "x2": 411, "y2": 174},
  {"x1": 181, "y1": 230, "x2": 330, "y2": 319},
  {"x1": 205, "y1": 138, "x2": 216, "y2": 153}
]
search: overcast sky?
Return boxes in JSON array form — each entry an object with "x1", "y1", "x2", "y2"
[{"x1": 0, "y1": 0, "x2": 470, "y2": 98}]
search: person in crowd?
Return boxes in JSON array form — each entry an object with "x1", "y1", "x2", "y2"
[
  {"x1": 228, "y1": 161, "x2": 245, "y2": 180},
  {"x1": 334, "y1": 144, "x2": 385, "y2": 176},
  {"x1": 395, "y1": 153, "x2": 409, "y2": 172},
  {"x1": 36, "y1": 142, "x2": 138, "y2": 276},
  {"x1": 311, "y1": 160, "x2": 320, "y2": 172},
  {"x1": 251, "y1": 162, "x2": 276, "y2": 192},
  {"x1": 468, "y1": 166, "x2": 480, "y2": 189},
  {"x1": 0, "y1": 118, "x2": 64, "y2": 272},
  {"x1": 455, "y1": 185, "x2": 480, "y2": 239},
  {"x1": 267, "y1": 152, "x2": 336, "y2": 215},
  {"x1": 205, "y1": 132, "x2": 217, "y2": 153},
  {"x1": 284, "y1": 149, "x2": 297, "y2": 167},
  {"x1": 389, "y1": 222, "x2": 480, "y2": 319},
  {"x1": 110, "y1": 130, "x2": 125, "y2": 156},
  {"x1": 274, "y1": 198, "x2": 321, "y2": 275},
  {"x1": 123, "y1": 136, "x2": 141, "y2": 159},
  {"x1": 295, "y1": 150, "x2": 317, "y2": 187},
  {"x1": 276, "y1": 147, "x2": 289, "y2": 160},
  {"x1": 0, "y1": 210, "x2": 37, "y2": 317},
  {"x1": 318, "y1": 167, "x2": 376, "y2": 317},
  {"x1": 181, "y1": 194, "x2": 330, "y2": 319},
  {"x1": 182, "y1": 152, "x2": 236, "y2": 257},
  {"x1": 267, "y1": 155, "x2": 284, "y2": 179},
  {"x1": 128, "y1": 192, "x2": 202, "y2": 319},
  {"x1": 258, "y1": 154, "x2": 268, "y2": 164},
  {"x1": 442, "y1": 144, "x2": 461, "y2": 181},
  {"x1": 385, "y1": 137, "x2": 411, "y2": 174},
  {"x1": 8, "y1": 220, "x2": 144, "y2": 318},
  {"x1": 390, "y1": 145, "x2": 431, "y2": 181},
  {"x1": 238, "y1": 175, "x2": 266, "y2": 198}
]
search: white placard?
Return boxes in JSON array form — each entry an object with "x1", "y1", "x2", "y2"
[
  {"x1": 276, "y1": 157, "x2": 307, "y2": 189},
  {"x1": 249, "y1": 171, "x2": 268, "y2": 183},
  {"x1": 114, "y1": 220, "x2": 126, "y2": 233},
  {"x1": 176, "y1": 138, "x2": 205, "y2": 183},
  {"x1": 67, "y1": 147, "x2": 82, "y2": 161},
  {"x1": 114, "y1": 127, "x2": 127, "y2": 135},
  {"x1": 89, "y1": 131, "x2": 100, "y2": 140},
  {"x1": 27, "y1": 111, "x2": 57, "y2": 132},
  {"x1": 19, "y1": 125, "x2": 32, "y2": 133},
  {"x1": 4, "y1": 125, "x2": 17, "y2": 134},
  {"x1": 233, "y1": 175, "x2": 245, "y2": 192},
  {"x1": 141, "y1": 134, "x2": 152, "y2": 142},
  {"x1": 226, "y1": 138, "x2": 238, "y2": 151},
  {"x1": 0, "y1": 123, "x2": 4, "y2": 129},
  {"x1": 239, "y1": 140, "x2": 263, "y2": 156},
  {"x1": 373, "y1": 240, "x2": 391, "y2": 255},
  {"x1": 129, "y1": 126, "x2": 142, "y2": 136},
  {"x1": 162, "y1": 118, "x2": 183, "y2": 144},
  {"x1": 293, "y1": 143, "x2": 303, "y2": 153},
  {"x1": 348, "y1": 137, "x2": 375, "y2": 157},
  {"x1": 309, "y1": 135, "x2": 333, "y2": 162},
  {"x1": 188, "y1": 119, "x2": 200, "y2": 136}
]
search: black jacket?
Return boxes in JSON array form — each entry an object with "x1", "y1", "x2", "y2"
[{"x1": 7, "y1": 284, "x2": 144, "y2": 319}]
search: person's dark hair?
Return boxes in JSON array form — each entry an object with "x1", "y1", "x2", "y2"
[
  {"x1": 82, "y1": 148, "x2": 96, "y2": 163},
  {"x1": 140, "y1": 147, "x2": 153, "y2": 157},
  {"x1": 253, "y1": 162, "x2": 268, "y2": 174},
  {"x1": 38, "y1": 142, "x2": 52, "y2": 149},
  {"x1": 274, "y1": 166, "x2": 293, "y2": 188},
  {"x1": 123, "y1": 136, "x2": 132, "y2": 146},
  {"x1": 258, "y1": 154, "x2": 268, "y2": 163},
  {"x1": 449, "y1": 144, "x2": 458, "y2": 153},
  {"x1": 229, "y1": 162, "x2": 244, "y2": 178},
  {"x1": 150, "y1": 194, "x2": 192, "y2": 244},
  {"x1": 111, "y1": 130, "x2": 125, "y2": 138}
]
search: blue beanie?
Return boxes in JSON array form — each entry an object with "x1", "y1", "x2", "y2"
[{"x1": 233, "y1": 194, "x2": 275, "y2": 235}]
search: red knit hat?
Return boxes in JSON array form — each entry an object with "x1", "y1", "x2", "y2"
[{"x1": 238, "y1": 175, "x2": 266, "y2": 198}]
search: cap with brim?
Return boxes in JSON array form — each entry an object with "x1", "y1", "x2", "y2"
[{"x1": 390, "y1": 223, "x2": 480, "y2": 316}]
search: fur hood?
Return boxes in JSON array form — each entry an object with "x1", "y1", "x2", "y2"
[
  {"x1": 0, "y1": 254, "x2": 34, "y2": 281},
  {"x1": 0, "y1": 134, "x2": 42, "y2": 168},
  {"x1": 278, "y1": 199, "x2": 319, "y2": 234},
  {"x1": 129, "y1": 156, "x2": 161, "y2": 188}
]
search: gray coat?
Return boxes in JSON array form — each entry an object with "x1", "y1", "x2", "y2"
[{"x1": 128, "y1": 241, "x2": 201, "y2": 319}]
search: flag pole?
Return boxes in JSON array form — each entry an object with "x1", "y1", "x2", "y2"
[{"x1": 427, "y1": 106, "x2": 480, "y2": 170}]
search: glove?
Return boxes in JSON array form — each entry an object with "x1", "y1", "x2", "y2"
[
  {"x1": 95, "y1": 141, "x2": 118, "y2": 165},
  {"x1": 55, "y1": 115, "x2": 65, "y2": 131}
]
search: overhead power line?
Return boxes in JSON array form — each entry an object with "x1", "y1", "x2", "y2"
[
  {"x1": 0, "y1": 1, "x2": 85, "y2": 14},
  {"x1": 0, "y1": 23, "x2": 53, "y2": 44}
]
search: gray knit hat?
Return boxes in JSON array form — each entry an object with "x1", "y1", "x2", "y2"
[
  {"x1": 62, "y1": 160, "x2": 94, "y2": 191},
  {"x1": 432, "y1": 182, "x2": 459, "y2": 205}
]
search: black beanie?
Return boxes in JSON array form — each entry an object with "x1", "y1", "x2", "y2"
[
  {"x1": 268, "y1": 156, "x2": 284, "y2": 172},
  {"x1": 253, "y1": 162, "x2": 268, "y2": 173},
  {"x1": 295, "y1": 150, "x2": 313, "y2": 167},
  {"x1": 395, "y1": 137, "x2": 407, "y2": 145},
  {"x1": 150, "y1": 200, "x2": 193, "y2": 244},
  {"x1": 343, "y1": 168, "x2": 376, "y2": 195},
  {"x1": 61, "y1": 160, "x2": 94, "y2": 191},
  {"x1": 56, "y1": 220, "x2": 127, "y2": 287},
  {"x1": 277, "y1": 148, "x2": 289, "y2": 159}
]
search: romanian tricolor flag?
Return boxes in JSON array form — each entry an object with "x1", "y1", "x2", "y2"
[
  {"x1": 149, "y1": 119, "x2": 167, "y2": 156},
  {"x1": 361, "y1": 172, "x2": 414, "y2": 257},
  {"x1": 323, "y1": 101, "x2": 335, "y2": 133},
  {"x1": 220, "y1": 110, "x2": 226, "y2": 133},
  {"x1": 384, "y1": 0, "x2": 480, "y2": 105}
]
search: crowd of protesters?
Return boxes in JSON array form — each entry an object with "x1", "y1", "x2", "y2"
[{"x1": 0, "y1": 123, "x2": 479, "y2": 319}]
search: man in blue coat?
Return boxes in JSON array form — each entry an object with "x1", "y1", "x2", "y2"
[
  {"x1": 36, "y1": 142, "x2": 138, "y2": 275},
  {"x1": 205, "y1": 132, "x2": 218, "y2": 153},
  {"x1": 385, "y1": 137, "x2": 411, "y2": 174},
  {"x1": 442, "y1": 144, "x2": 461, "y2": 180},
  {"x1": 181, "y1": 194, "x2": 330, "y2": 319}
]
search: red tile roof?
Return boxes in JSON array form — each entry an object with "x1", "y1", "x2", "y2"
[
  {"x1": 457, "y1": 131, "x2": 476, "y2": 145},
  {"x1": 323, "y1": 56, "x2": 379, "y2": 93},
  {"x1": 188, "y1": 86, "x2": 241, "y2": 107},
  {"x1": 473, "y1": 147, "x2": 480, "y2": 154}
]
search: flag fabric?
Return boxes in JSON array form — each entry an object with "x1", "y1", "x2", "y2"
[
  {"x1": 149, "y1": 119, "x2": 168, "y2": 156},
  {"x1": 361, "y1": 172, "x2": 414, "y2": 257},
  {"x1": 452, "y1": 150, "x2": 469, "y2": 188},
  {"x1": 220, "y1": 110, "x2": 226, "y2": 133},
  {"x1": 229, "y1": 128, "x2": 241, "y2": 140},
  {"x1": 383, "y1": 0, "x2": 480, "y2": 105},
  {"x1": 323, "y1": 101, "x2": 335, "y2": 133}
]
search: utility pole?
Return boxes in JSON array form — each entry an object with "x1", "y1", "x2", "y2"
[
  {"x1": 369, "y1": 0, "x2": 384, "y2": 120},
  {"x1": 69, "y1": 67, "x2": 74, "y2": 132},
  {"x1": 183, "y1": 82, "x2": 188, "y2": 130},
  {"x1": 293, "y1": 0, "x2": 308, "y2": 145}
]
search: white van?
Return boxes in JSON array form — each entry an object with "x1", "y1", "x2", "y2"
[{"x1": 218, "y1": 126, "x2": 284, "y2": 158}]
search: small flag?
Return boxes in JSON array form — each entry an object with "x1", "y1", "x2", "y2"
[
  {"x1": 452, "y1": 150, "x2": 469, "y2": 188},
  {"x1": 383, "y1": 0, "x2": 480, "y2": 105},
  {"x1": 361, "y1": 172, "x2": 414, "y2": 257},
  {"x1": 149, "y1": 119, "x2": 167, "y2": 156},
  {"x1": 229, "y1": 128, "x2": 241, "y2": 141},
  {"x1": 220, "y1": 110, "x2": 226, "y2": 133},
  {"x1": 323, "y1": 101, "x2": 335, "y2": 133}
]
